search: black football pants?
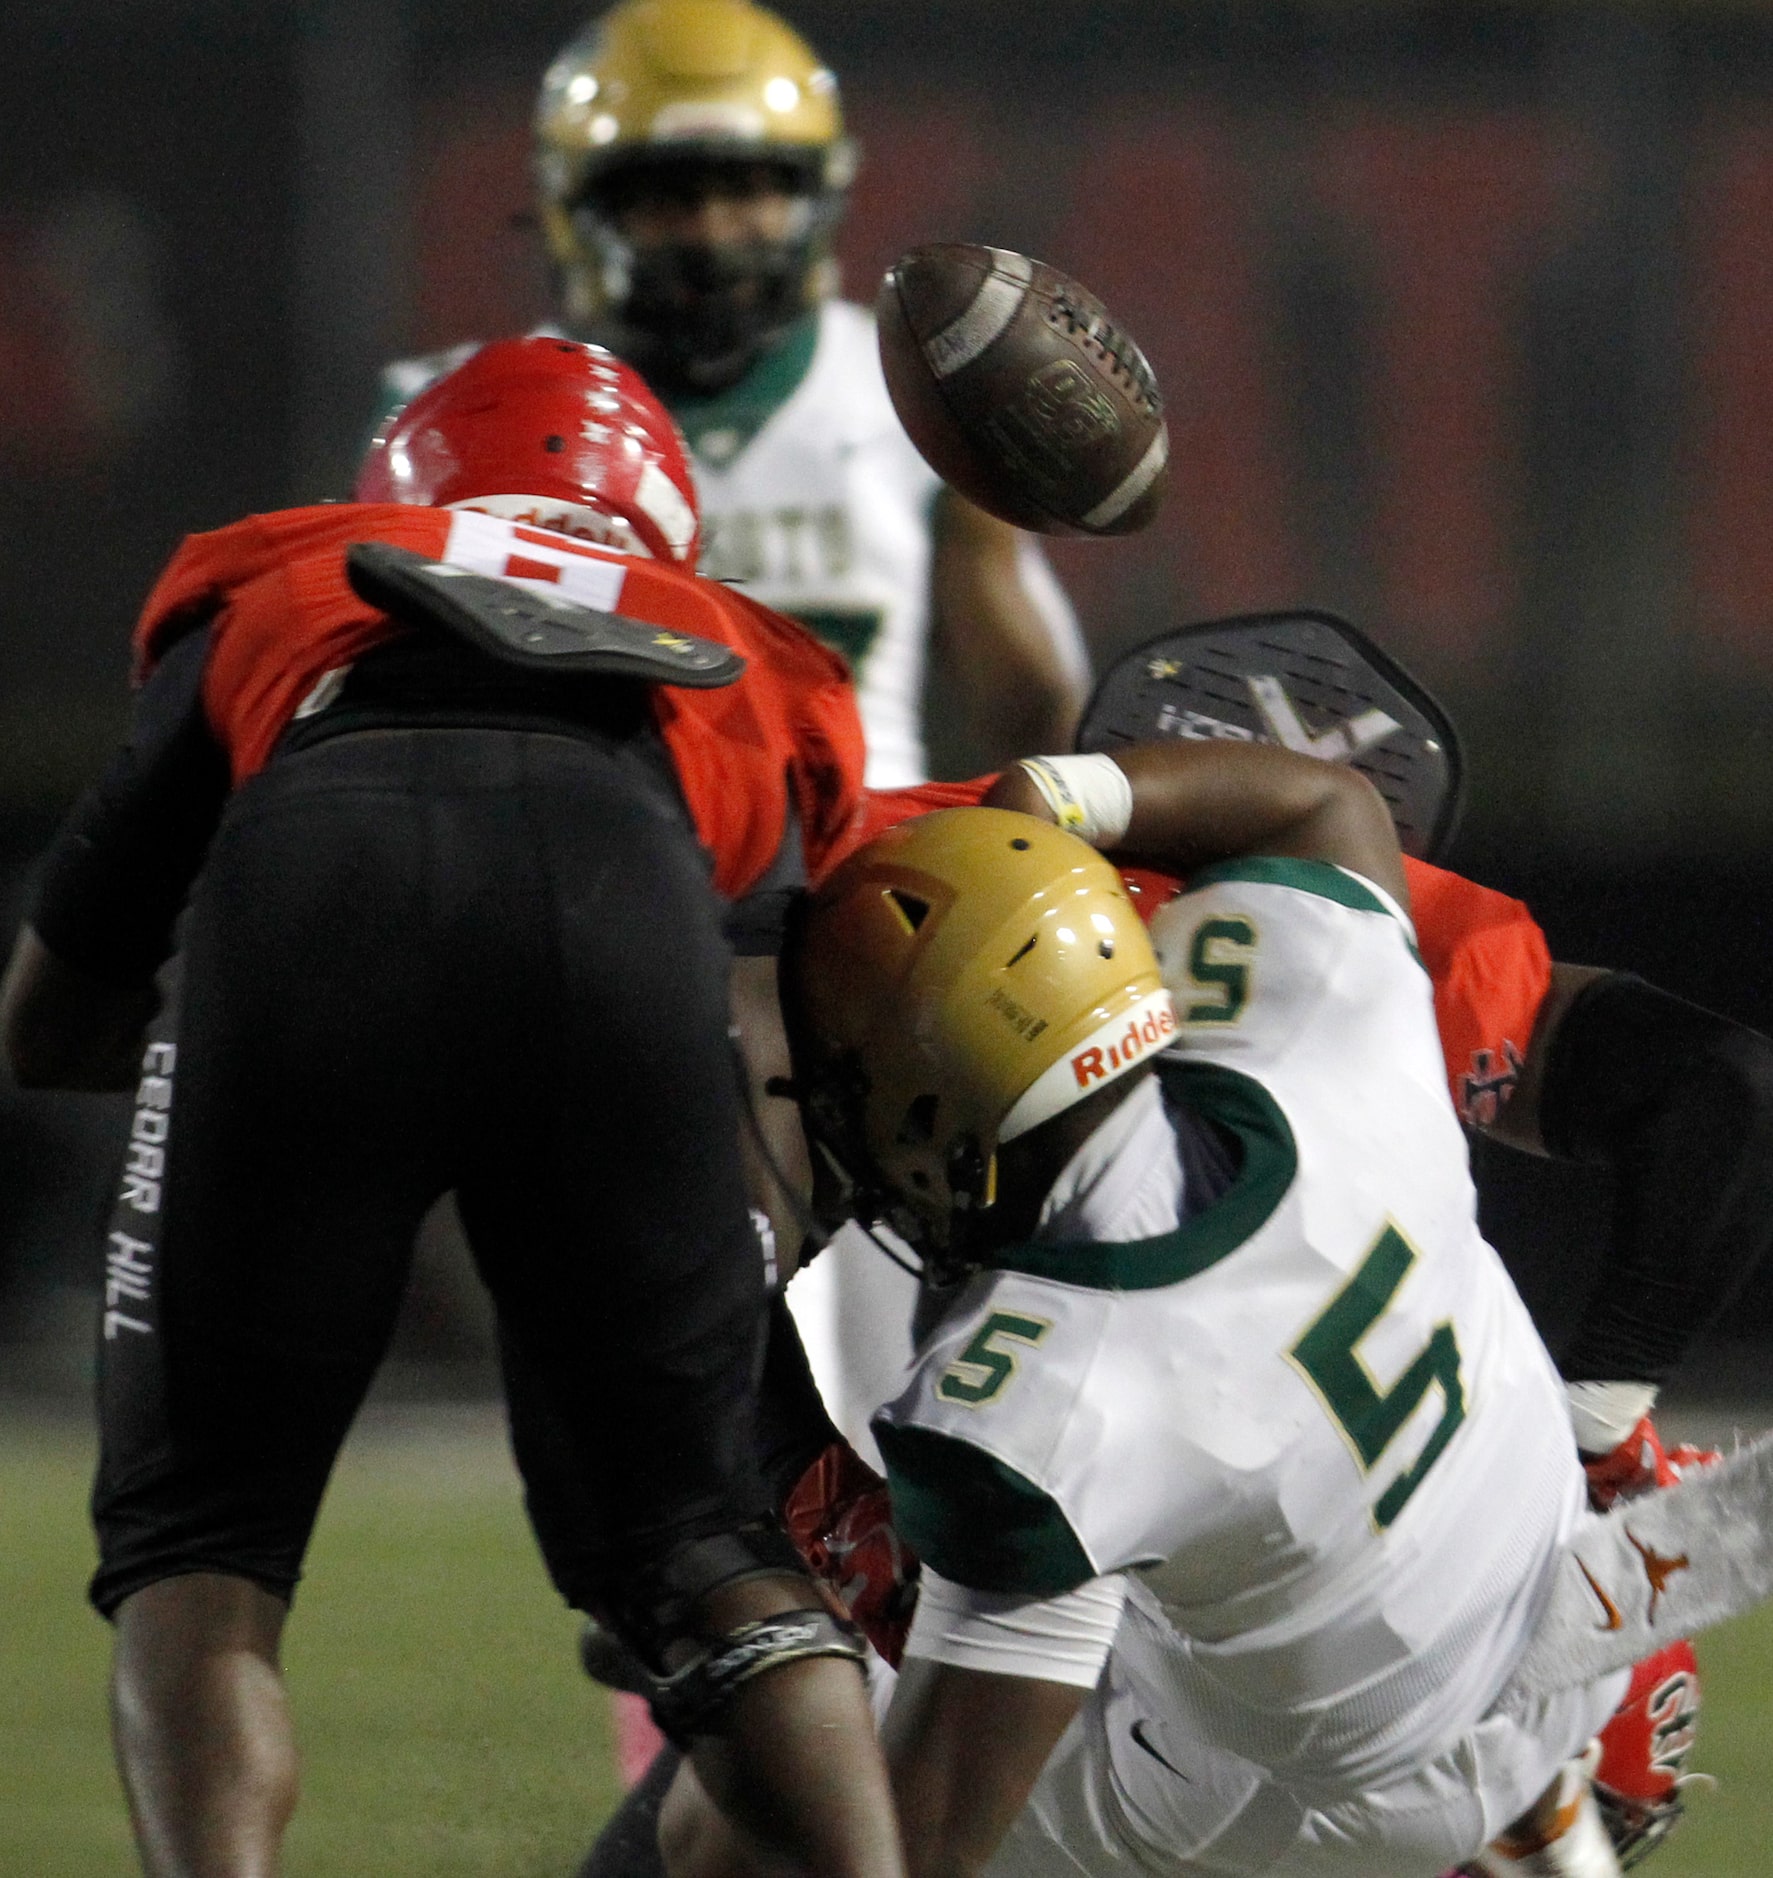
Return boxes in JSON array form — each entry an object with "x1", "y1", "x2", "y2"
[{"x1": 90, "y1": 724, "x2": 769, "y2": 1617}]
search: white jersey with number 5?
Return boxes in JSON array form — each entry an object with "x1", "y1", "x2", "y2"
[{"x1": 876, "y1": 859, "x2": 1605, "y2": 1813}]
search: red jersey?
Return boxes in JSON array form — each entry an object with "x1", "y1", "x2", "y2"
[
  {"x1": 833, "y1": 777, "x2": 1552, "y2": 1126},
  {"x1": 133, "y1": 504, "x2": 867, "y2": 899}
]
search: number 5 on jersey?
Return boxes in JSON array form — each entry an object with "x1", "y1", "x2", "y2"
[
  {"x1": 1288, "y1": 1224, "x2": 1466, "y2": 1529},
  {"x1": 1182, "y1": 916, "x2": 1256, "y2": 1024},
  {"x1": 938, "y1": 1311, "x2": 1052, "y2": 1406}
]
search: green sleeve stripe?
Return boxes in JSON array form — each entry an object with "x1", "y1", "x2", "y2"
[
  {"x1": 1187, "y1": 856, "x2": 1391, "y2": 918},
  {"x1": 1183, "y1": 856, "x2": 1422, "y2": 966},
  {"x1": 666, "y1": 311, "x2": 821, "y2": 461},
  {"x1": 987, "y1": 1063, "x2": 1297, "y2": 1292},
  {"x1": 875, "y1": 1424, "x2": 1096, "y2": 1598}
]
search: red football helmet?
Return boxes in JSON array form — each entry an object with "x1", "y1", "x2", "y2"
[
  {"x1": 1592, "y1": 1641, "x2": 1705, "y2": 1868},
  {"x1": 355, "y1": 336, "x2": 700, "y2": 567}
]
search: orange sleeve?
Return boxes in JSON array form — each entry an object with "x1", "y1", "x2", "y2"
[
  {"x1": 653, "y1": 584, "x2": 867, "y2": 898},
  {"x1": 819, "y1": 777, "x2": 1000, "y2": 879},
  {"x1": 1403, "y1": 856, "x2": 1553, "y2": 1126}
]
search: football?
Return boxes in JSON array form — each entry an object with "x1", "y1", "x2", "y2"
[{"x1": 876, "y1": 243, "x2": 1168, "y2": 536}]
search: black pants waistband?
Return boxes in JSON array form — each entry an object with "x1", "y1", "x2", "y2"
[{"x1": 274, "y1": 634, "x2": 658, "y2": 763}]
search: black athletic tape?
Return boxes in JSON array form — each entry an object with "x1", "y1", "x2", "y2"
[
  {"x1": 1541, "y1": 971, "x2": 1773, "y2": 1384},
  {"x1": 647, "y1": 1608, "x2": 865, "y2": 1741},
  {"x1": 612, "y1": 1519, "x2": 809, "y2": 1658}
]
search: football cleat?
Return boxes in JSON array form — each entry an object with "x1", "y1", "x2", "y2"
[
  {"x1": 1591, "y1": 1642, "x2": 1710, "y2": 1869},
  {"x1": 1575, "y1": 1421, "x2": 1717, "y2": 1867}
]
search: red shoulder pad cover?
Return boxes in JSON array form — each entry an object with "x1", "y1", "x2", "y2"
[{"x1": 1402, "y1": 856, "x2": 1552, "y2": 1126}]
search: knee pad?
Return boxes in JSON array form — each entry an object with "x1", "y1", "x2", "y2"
[{"x1": 590, "y1": 1519, "x2": 865, "y2": 1742}]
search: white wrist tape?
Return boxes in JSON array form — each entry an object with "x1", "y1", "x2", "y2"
[
  {"x1": 1565, "y1": 1379, "x2": 1659, "y2": 1457},
  {"x1": 1017, "y1": 754, "x2": 1134, "y2": 848}
]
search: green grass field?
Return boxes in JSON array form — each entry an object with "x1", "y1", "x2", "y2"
[
  {"x1": 1, "y1": 1409, "x2": 619, "y2": 1878},
  {"x1": 7, "y1": 1407, "x2": 1773, "y2": 1876}
]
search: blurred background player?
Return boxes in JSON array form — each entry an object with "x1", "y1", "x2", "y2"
[{"x1": 378, "y1": 0, "x2": 1088, "y2": 788}]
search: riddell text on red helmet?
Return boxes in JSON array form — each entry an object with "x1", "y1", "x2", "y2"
[{"x1": 1071, "y1": 1003, "x2": 1177, "y2": 1090}]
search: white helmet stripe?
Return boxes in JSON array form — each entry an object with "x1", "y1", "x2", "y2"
[
  {"x1": 634, "y1": 460, "x2": 698, "y2": 558},
  {"x1": 998, "y1": 988, "x2": 1178, "y2": 1143}
]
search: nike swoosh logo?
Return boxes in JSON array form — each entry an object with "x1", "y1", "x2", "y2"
[
  {"x1": 1579, "y1": 1558, "x2": 1624, "y2": 1631},
  {"x1": 1246, "y1": 675, "x2": 1401, "y2": 764},
  {"x1": 1129, "y1": 1719, "x2": 1190, "y2": 1780}
]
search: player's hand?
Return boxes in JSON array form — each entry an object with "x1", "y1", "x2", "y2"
[
  {"x1": 1582, "y1": 1413, "x2": 1719, "y2": 1513},
  {"x1": 781, "y1": 1440, "x2": 919, "y2": 1665}
]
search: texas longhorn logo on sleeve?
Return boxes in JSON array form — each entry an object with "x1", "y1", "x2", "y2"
[{"x1": 1459, "y1": 1040, "x2": 1524, "y2": 1128}]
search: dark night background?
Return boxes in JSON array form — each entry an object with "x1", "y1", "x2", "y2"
[{"x1": 5, "y1": 0, "x2": 1773, "y2": 1392}]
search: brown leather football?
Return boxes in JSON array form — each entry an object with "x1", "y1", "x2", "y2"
[{"x1": 876, "y1": 243, "x2": 1168, "y2": 536}]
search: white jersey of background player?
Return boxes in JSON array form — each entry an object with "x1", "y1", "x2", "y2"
[
  {"x1": 377, "y1": 0, "x2": 1087, "y2": 792},
  {"x1": 763, "y1": 747, "x2": 1631, "y2": 1878}
]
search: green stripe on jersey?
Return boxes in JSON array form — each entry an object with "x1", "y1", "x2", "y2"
[
  {"x1": 666, "y1": 313, "x2": 821, "y2": 466},
  {"x1": 1186, "y1": 855, "x2": 1393, "y2": 915},
  {"x1": 1185, "y1": 856, "x2": 1421, "y2": 965},
  {"x1": 986, "y1": 1063, "x2": 1298, "y2": 1292},
  {"x1": 875, "y1": 1424, "x2": 1095, "y2": 1598}
]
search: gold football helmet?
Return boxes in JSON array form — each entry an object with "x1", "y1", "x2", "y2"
[
  {"x1": 788, "y1": 809, "x2": 1174, "y2": 1256},
  {"x1": 534, "y1": 0, "x2": 854, "y2": 378}
]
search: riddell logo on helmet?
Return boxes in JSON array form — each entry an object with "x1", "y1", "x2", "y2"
[
  {"x1": 506, "y1": 505, "x2": 643, "y2": 554},
  {"x1": 1071, "y1": 1003, "x2": 1176, "y2": 1089},
  {"x1": 997, "y1": 988, "x2": 1177, "y2": 1144}
]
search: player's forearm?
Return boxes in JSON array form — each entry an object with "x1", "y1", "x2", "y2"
[
  {"x1": 931, "y1": 496, "x2": 1086, "y2": 762},
  {"x1": 936, "y1": 595, "x2": 1083, "y2": 759},
  {"x1": 683, "y1": 1646, "x2": 906, "y2": 1878},
  {"x1": 985, "y1": 741, "x2": 1407, "y2": 903},
  {"x1": 884, "y1": 1659, "x2": 1084, "y2": 1878}
]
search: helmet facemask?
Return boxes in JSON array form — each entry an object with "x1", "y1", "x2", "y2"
[
  {"x1": 568, "y1": 156, "x2": 836, "y2": 393},
  {"x1": 534, "y1": 1, "x2": 853, "y2": 392},
  {"x1": 789, "y1": 1035, "x2": 997, "y2": 1285}
]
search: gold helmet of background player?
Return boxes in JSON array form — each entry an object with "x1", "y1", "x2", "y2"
[
  {"x1": 787, "y1": 809, "x2": 1175, "y2": 1258},
  {"x1": 535, "y1": 0, "x2": 854, "y2": 387}
]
